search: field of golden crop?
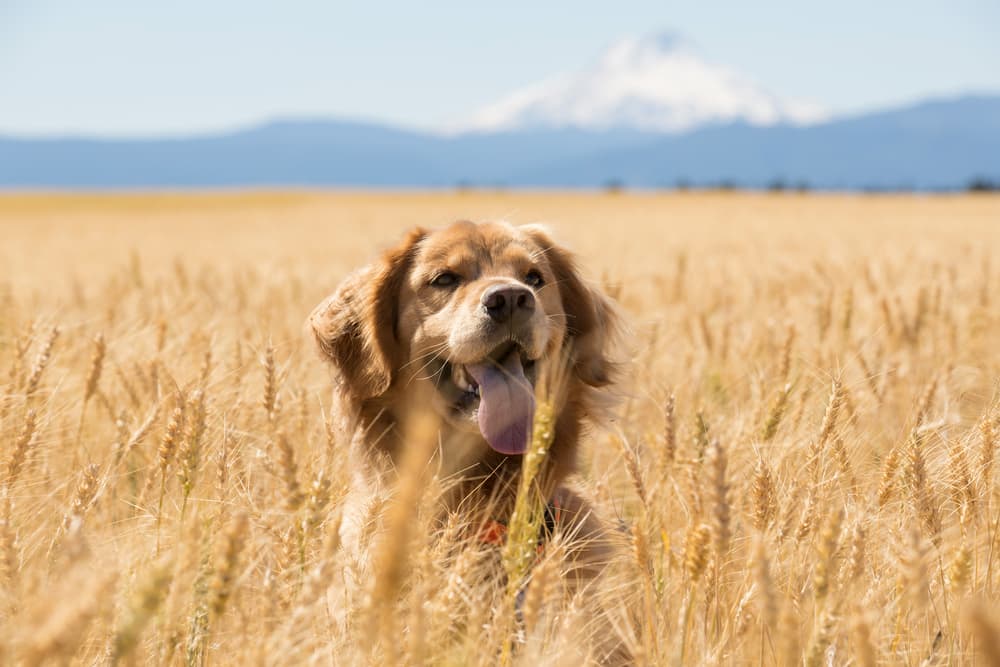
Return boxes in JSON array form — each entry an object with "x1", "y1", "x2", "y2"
[{"x1": 1, "y1": 191, "x2": 999, "y2": 665}]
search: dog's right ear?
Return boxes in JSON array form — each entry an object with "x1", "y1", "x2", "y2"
[{"x1": 308, "y1": 228, "x2": 425, "y2": 404}]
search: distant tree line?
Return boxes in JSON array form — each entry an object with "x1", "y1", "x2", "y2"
[
  {"x1": 967, "y1": 177, "x2": 1000, "y2": 192},
  {"x1": 454, "y1": 176, "x2": 1000, "y2": 193},
  {"x1": 602, "y1": 176, "x2": 1000, "y2": 193}
]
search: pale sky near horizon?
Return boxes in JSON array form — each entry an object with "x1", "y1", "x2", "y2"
[{"x1": 1, "y1": 0, "x2": 998, "y2": 137}]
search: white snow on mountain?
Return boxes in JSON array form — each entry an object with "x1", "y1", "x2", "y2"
[{"x1": 461, "y1": 32, "x2": 828, "y2": 134}]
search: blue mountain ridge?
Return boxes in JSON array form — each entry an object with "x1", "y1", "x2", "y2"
[{"x1": 0, "y1": 94, "x2": 997, "y2": 189}]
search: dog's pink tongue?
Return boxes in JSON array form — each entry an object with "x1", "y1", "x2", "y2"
[{"x1": 466, "y1": 353, "x2": 535, "y2": 455}]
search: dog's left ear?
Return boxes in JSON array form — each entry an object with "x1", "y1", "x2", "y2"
[
  {"x1": 522, "y1": 224, "x2": 620, "y2": 387},
  {"x1": 308, "y1": 228, "x2": 426, "y2": 403}
]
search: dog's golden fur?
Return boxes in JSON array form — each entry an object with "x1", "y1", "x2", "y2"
[{"x1": 309, "y1": 220, "x2": 622, "y2": 577}]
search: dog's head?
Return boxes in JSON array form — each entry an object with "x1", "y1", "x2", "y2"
[{"x1": 309, "y1": 220, "x2": 619, "y2": 456}]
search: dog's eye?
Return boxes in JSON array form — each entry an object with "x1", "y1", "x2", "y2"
[
  {"x1": 524, "y1": 270, "x2": 544, "y2": 288},
  {"x1": 430, "y1": 271, "x2": 460, "y2": 288}
]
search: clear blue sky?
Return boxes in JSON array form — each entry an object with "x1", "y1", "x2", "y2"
[{"x1": 2, "y1": 0, "x2": 998, "y2": 136}]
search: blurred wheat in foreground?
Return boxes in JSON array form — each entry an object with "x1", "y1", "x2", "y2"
[{"x1": 1, "y1": 191, "x2": 999, "y2": 665}]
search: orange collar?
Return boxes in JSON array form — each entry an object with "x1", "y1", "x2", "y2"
[{"x1": 477, "y1": 497, "x2": 563, "y2": 548}]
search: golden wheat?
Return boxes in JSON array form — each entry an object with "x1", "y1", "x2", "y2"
[{"x1": 0, "y1": 190, "x2": 998, "y2": 664}]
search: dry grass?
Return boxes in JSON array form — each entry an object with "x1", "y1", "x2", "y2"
[{"x1": 1, "y1": 190, "x2": 1000, "y2": 665}]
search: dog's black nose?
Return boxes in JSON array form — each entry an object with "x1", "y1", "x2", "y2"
[{"x1": 482, "y1": 285, "x2": 535, "y2": 323}]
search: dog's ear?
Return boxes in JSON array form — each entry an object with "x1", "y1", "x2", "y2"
[
  {"x1": 308, "y1": 228, "x2": 426, "y2": 402},
  {"x1": 522, "y1": 224, "x2": 620, "y2": 387}
]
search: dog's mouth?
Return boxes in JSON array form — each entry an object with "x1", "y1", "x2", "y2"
[{"x1": 436, "y1": 342, "x2": 537, "y2": 456}]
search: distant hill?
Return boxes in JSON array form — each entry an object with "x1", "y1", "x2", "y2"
[
  {"x1": 1, "y1": 95, "x2": 998, "y2": 189},
  {"x1": 516, "y1": 95, "x2": 1000, "y2": 189}
]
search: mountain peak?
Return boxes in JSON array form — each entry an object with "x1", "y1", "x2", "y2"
[
  {"x1": 461, "y1": 31, "x2": 827, "y2": 134},
  {"x1": 603, "y1": 31, "x2": 693, "y2": 61}
]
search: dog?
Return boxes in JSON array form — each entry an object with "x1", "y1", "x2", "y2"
[{"x1": 309, "y1": 220, "x2": 623, "y2": 583}]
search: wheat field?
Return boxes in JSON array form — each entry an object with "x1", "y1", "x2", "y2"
[{"x1": 1, "y1": 191, "x2": 999, "y2": 665}]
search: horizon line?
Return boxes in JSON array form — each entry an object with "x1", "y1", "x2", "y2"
[{"x1": 1, "y1": 89, "x2": 996, "y2": 142}]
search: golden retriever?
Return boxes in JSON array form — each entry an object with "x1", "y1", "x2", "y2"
[{"x1": 309, "y1": 220, "x2": 622, "y2": 581}]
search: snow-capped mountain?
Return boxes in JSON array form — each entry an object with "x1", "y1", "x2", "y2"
[{"x1": 462, "y1": 32, "x2": 828, "y2": 134}]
